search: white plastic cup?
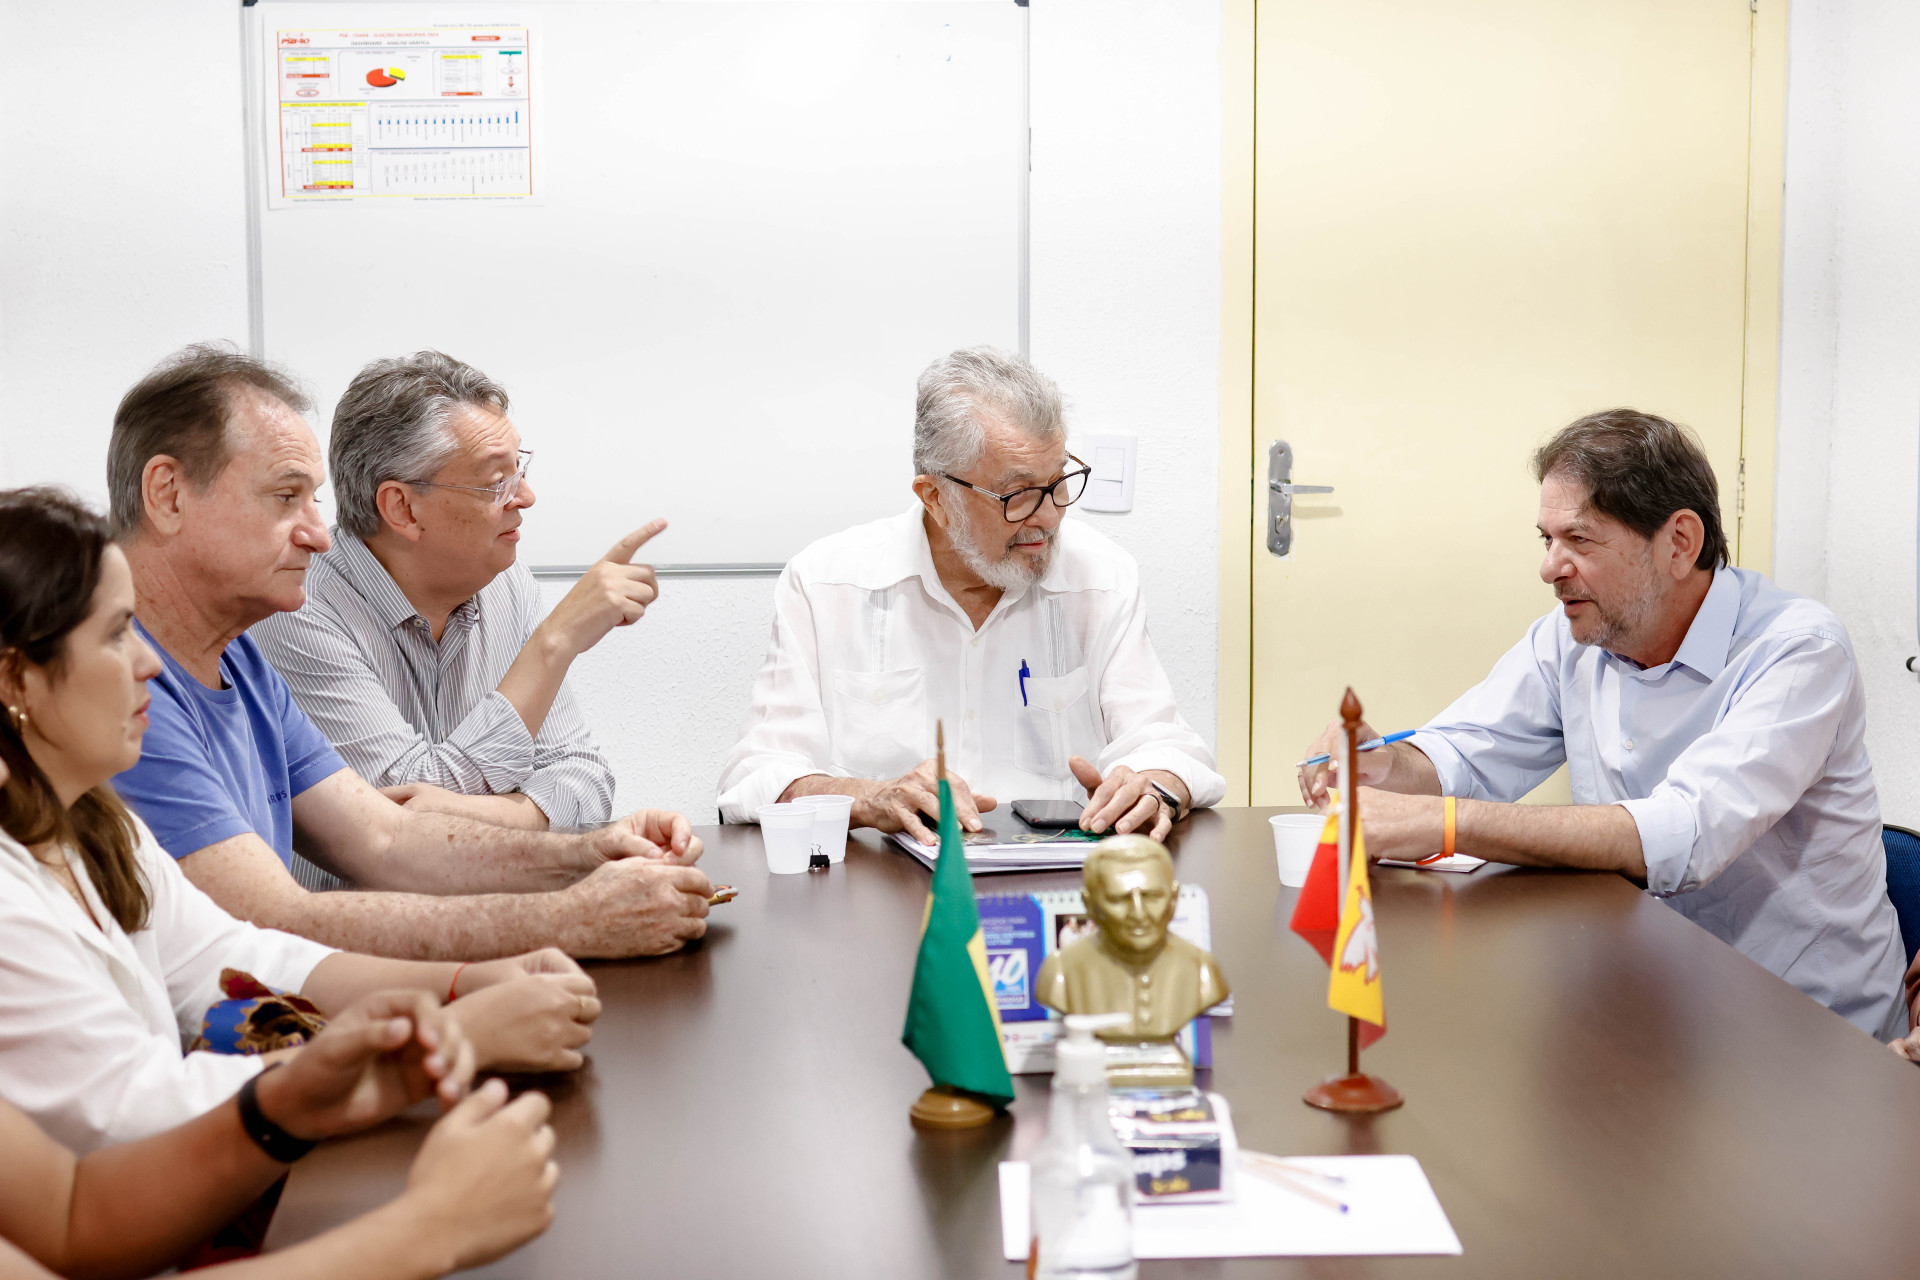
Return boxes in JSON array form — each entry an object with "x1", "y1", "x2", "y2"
[
  {"x1": 757, "y1": 802, "x2": 819, "y2": 874},
  {"x1": 805, "y1": 795, "x2": 854, "y2": 863},
  {"x1": 1270, "y1": 813, "x2": 1325, "y2": 888}
]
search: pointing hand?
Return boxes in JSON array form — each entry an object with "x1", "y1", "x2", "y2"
[{"x1": 538, "y1": 519, "x2": 666, "y2": 658}]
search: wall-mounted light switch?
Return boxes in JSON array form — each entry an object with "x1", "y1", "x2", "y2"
[{"x1": 1078, "y1": 433, "x2": 1136, "y2": 512}]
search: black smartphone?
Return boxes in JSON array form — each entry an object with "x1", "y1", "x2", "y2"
[{"x1": 1012, "y1": 798, "x2": 1087, "y2": 829}]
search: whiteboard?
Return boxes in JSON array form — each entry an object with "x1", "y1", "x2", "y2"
[{"x1": 250, "y1": 1, "x2": 1026, "y2": 568}]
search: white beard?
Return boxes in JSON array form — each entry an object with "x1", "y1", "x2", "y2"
[{"x1": 949, "y1": 500, "x2": 1056, "y2": 591}]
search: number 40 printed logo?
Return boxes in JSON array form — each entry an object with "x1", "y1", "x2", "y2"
[{"x1": 988, "y1": 948, "x2": 1029, "y2": 1011}]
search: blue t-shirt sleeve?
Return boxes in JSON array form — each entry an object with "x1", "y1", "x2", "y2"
[
  {"x1": 112, "y1": 678, "x2": 261, "y2": 861},
  {"x1": 272, "y1": 657, "x2": 347, "y2": 798},
  {"x1": 113, "y1": 635, "x2": 349, "y2": 864}
]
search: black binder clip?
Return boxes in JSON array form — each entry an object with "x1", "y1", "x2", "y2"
[{"x1": 808, "y1": 845, "x2": 831, "y2": 872}]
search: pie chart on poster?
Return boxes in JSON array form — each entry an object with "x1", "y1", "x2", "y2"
[{"x1": 366, "y1": 67, "x2": 405, "y2": 88}]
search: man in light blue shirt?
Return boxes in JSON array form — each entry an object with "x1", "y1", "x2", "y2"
[{"x1": 1301, "y1": 409, "x2": 1906, "y2": 1040}]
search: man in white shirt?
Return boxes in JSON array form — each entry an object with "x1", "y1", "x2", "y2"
[
  {"x1": 718, "y1": 347, "x2": 1224, "y2": 843},
  {"x1": 1300, "y1": 409, "x2": 1906, "y2": 1039}
]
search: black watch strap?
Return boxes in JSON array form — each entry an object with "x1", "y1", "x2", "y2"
[
  {"x1": 1146, "y1": 778, "x2": 1184, "y2": 821},
  {"x1": 235, "y1": 1064, "x2": 317, "y2": 1163}
]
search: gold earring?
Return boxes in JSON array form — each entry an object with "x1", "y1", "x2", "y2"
[{"x1": 6, "y1": 705, "x2": 25, "y2": 735}]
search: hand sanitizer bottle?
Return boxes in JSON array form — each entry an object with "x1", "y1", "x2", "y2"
[{"x1": 1030, "y1": 1013, "x2": 1137, "y2": 1280}]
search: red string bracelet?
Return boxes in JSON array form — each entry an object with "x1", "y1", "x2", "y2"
[{"x1": 446, "y1": 962, "x2": 472, "y2": 1005}]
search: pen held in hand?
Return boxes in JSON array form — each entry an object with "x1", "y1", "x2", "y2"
[{"x1": 1295, "y1": 729, "x2": 1417, "y2": 770}]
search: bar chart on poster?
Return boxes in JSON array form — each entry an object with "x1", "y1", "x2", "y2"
[
  {"x1": 248, "y1": 2, "x2": 1027, "y2": 570},
  {"x1": 270, "y1": 22, "x2": 534, "y2": 203}
]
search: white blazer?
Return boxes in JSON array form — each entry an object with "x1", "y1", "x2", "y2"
[{"x1": 0, "y1": 816, "x2": 334, "y2": 1152}]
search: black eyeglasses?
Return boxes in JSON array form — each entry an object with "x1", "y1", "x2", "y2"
[{"x1": 941, "y1": 454, "x2": 1092, "y2": 522}]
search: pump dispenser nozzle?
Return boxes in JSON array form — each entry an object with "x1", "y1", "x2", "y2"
[
  {"x1": 1032, "y1": 1012, "x2": 1138, "y2": 1277},
  {"x1": 1056, "y1": 1013, "x2": 1133, "y2": 1085}
]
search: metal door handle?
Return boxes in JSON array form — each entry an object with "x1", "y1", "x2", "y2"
[{"x1": 1267, "y1": 440, "x2": 1332, "y2": 556}]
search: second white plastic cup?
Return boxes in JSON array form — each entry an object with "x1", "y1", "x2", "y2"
[
  {"x1": 1270, "y1": 813, "x2": 1325, "y2": 888},
  {"x1": 758, "y1": 802, "x2": 818, "y2": 874},
  {"x1": 805, "y1": 795, "x2": 854, "y2": 863}
]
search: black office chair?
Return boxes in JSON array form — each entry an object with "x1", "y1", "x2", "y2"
[{"x1": 1883, "y1": 824, "x2": 1920, "y2": 966}]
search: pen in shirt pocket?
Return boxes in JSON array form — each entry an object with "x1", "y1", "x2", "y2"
[{"x1": 1019, "y1": 659, "x2": 1030, "y2": 706}]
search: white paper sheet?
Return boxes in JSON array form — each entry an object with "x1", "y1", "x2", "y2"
[
  {"x1": 1001, "y1": 1153, "x2": 1463, "y2": 1260},
  {"x1": 1377, "y1": 853, "x2": 1487, "y2": 873}
]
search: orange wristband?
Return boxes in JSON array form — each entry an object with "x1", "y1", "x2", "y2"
[
  {"x1": 446, "y1": 962, "x2": 472, "y2": 1005},
  {"x1": 1415, "y1": 795, "x2": 1456, "y2": 866}
]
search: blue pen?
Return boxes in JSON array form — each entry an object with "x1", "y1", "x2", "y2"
[
  {"x1": 1294, "y1": 729, "x2": 1417, "y2": 770},
  {"x1": 1019, "y1": 659, "x2": 1031, "y2": 706}
]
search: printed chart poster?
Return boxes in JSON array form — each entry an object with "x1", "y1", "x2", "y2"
[{"x1": 271, "y1": 23, "x2": 534, "y2": 205}]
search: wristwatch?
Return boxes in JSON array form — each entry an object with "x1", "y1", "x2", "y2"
[
  {"x1": 235, "y1": 1064, "x2": 317, "y2": 1164},
  {"x1": 1145, "y1": 778, "x2": 1185, "y2": 823}
]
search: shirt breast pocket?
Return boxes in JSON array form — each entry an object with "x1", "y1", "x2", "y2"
[
  {"x1": 828, "y1": 667, "x2": 927, "y2": 780},
  {"x1": 1015, "y1": 666, "x2": 1091, "y2": 782}
]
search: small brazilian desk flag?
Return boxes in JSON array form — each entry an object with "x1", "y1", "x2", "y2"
[
  {"x1": 900, "y1": 776, "x2": 1015, "y2": 1105},
  {"x1": 1288, "y1": 809, "x2": 1387, "y2": 1048}
]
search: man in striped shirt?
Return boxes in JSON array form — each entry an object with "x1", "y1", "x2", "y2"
[{"x1": 255, "y1": 351, "x2": 657, "y2": 836}]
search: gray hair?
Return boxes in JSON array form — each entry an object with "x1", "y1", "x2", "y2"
[
  {"x1": 912, "y1": 346, "x2": 1065, "y2": 478},
  {"x1": 330, "y1": 351, "x2": 510, "y2": 539},
  {"x1": 108, "y1": 343, "x2": 310, "y2": 537}
]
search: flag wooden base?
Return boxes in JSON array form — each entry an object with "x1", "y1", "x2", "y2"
[
  {"x1": 1303, "y1": 1072, "x2": 1403, "y2": 1114},
  {"x1": 909, "y1": 1086, "x2": 999, "y2": 1130},
  {"x1": 1304, "y1": 1015, "x2": 1402, "y2": 1113}
]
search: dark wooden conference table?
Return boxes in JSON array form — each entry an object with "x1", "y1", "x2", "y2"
[{"x1": 269, "y1": 809, "x2": 1920, "y2": 1277}]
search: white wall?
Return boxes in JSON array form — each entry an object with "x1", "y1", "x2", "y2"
[
  {"x1": 0, "y1": 0, "x2": 1225, "y2": 823},
  {"x1": 0, "y1": 2, "x2": 251, "y2": 506},
  {"x1": 1777, "y1": 0, "x2": 1920, "y2": 829},
  {"x1": 1029, "y1": 0, "x2": 1222, "y2": 763},
  {"x1": 567, "y1": 0, "x2": 1225, "y2": 820},
  {"x1": 538, "y1": 574, "x2": 775, "y2": 821}
]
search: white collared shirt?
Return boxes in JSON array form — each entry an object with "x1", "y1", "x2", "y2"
[
  {"x1": 0, "y1": 817, "x2": 334, "y2": 1152},
  {"x1": 1413, "y1": 566, "x2": 1906, "y2": 1040},
  {"x1": 718, "y1": 508, "x2": 1224, "y2": 821}
]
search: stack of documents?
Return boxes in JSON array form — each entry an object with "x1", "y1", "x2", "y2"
[{"x1": 886, "y1": 827, "x2": 1096, "y2": 873}]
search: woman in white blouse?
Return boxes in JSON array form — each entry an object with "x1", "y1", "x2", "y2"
[{"x1": 0, "y1": 488, "x2": 602, "y2": 1153}]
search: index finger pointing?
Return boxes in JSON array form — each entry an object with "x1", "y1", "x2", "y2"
[{"x1": 603, "y1": 518, "x2": 668, "y2": 564}]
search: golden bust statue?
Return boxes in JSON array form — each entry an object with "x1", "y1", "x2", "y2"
[{"x1": 1035, "y1": 835, "x2": 1230, "y2": 1088}]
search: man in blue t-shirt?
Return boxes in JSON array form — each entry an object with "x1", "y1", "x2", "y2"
[
  {"x1": 116, "y1": 621, "x2": 346, "y2": 874},
  {"x1": 108, "y1": 344, "x2": 713, "y2": 960}
]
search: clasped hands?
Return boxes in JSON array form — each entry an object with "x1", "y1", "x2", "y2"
[
  {"x1": 378, "y1": 791, "x2": 703, "y2": 868},
  {"x1": 816, "y1": 756, "x2": 1187, "y2": 844},
  {"x1": 257, "y1": 945, "x2": 593, "y2": 1144},
  {"x1": 445, "y1": 948, "x2": 602, "y2": 1074},
  {"x1": 254, "y1": 979, "x2": 561, "y2": 1270}
]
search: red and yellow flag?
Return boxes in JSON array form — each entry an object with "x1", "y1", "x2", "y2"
[{"x1": 1288, "y1": 808, "x2": 1386, "y2": 1048}]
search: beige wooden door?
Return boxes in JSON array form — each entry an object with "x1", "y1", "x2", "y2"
[{"x1": 1243, "y1": 0, "x2": 1783, "y2": 803}]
